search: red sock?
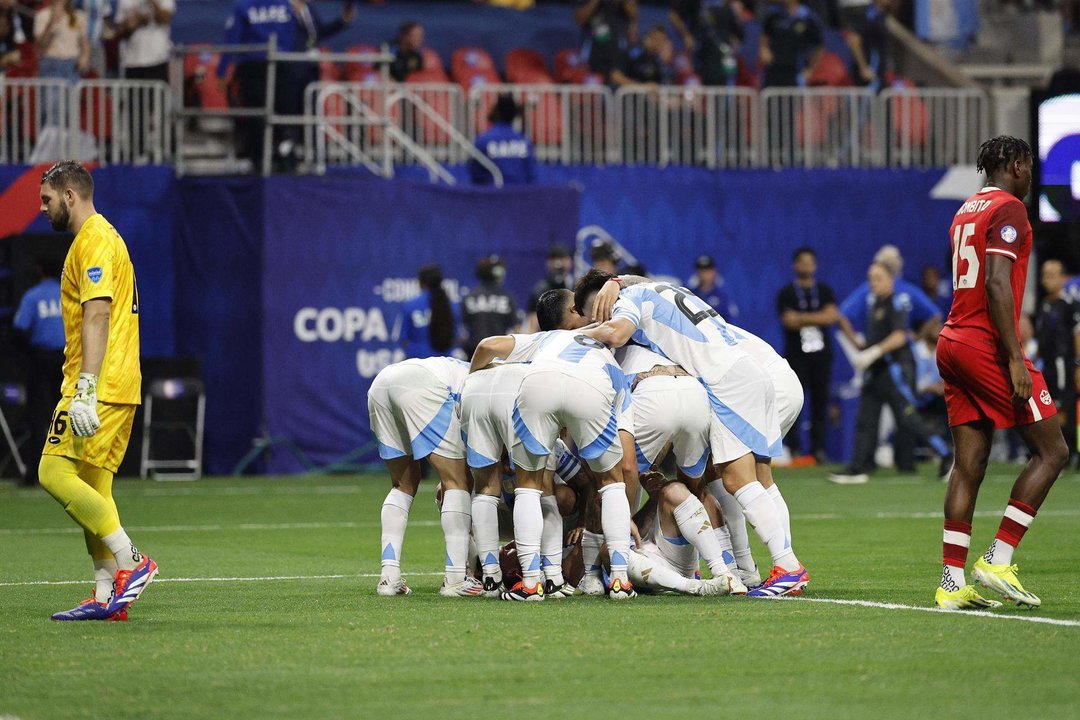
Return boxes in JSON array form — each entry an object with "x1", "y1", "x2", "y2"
[
  {"x1": 986, "y1": 499, "x2": 1036, "y2": 565},
  {"x1": 941, "y1": 520, "x2": 971, "y2": 591}
]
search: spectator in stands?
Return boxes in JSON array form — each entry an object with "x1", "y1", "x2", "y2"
[
  {"x1": 589, "y1": 240, "x2": 620, "y2": 275},
  {"x1": 914, "y1": 0, "x2": 979, "y2": 57},
  {"x1": 113, "y1": 0, "x2": 172, "y2": 82},
  {"x1": 0, "y1": 0, "x2": 26, "y2": 75},
  {"x1": 912, "y1": 316, "x2": 948, "y2": 436},
  {"x1": 276, "y1": 0, "x2": 356, "y2": 170},
  {"x1": 389, "y1": 20, "x2": 423, "y2": 81},
  {"x1": 668, "y1": 0, "x2": 745, "y2": 86},
  {"x1": 687, "y1": 254, "x2": 738, "y2": 319},
  {"x1": 462, "y1": 255, "x2": 519, "y2": 357},
  {"x1": 777, "y1": 246, "x2": 838, "y2": 464},
  {"x1": 1034, "y1": 259, "x2": 1080, "y2": 462},
  {"x1": 574, "y1": 0, "x2": 638, "y2": 82},
  {"x1": 469, "y1": 94, "x2": 537, "y2": 186},
  {"x1": 35, "y1": 0, "x2": 90, "y2": 83},
  {"x1": 611, "y1": 23, "x2": 675, "y2": 85},
  {"x1": 219, "y1": 0, "x2": 296, "y2": 169},
  {"x1": 12, "y1": 258, "x2": 65, "y2": 487},
  {"x1": 843, "y1": 0, "x2": 897, "y2": 88},
  {"x1": 920, "y1": 263, "x2": 952, "y2": 319},
  {"x1": 396, "y1": 264, "x2": 460, "y2": 359},
  {"x1": 527, "y1": 244, "x2": 573, "y2": 331},
  {"x1": 759, "y1": 0, "x2": 824, "y2": 88},
  {"x1": 78, "y1": 0, "x2": 114, "y2": 77}
]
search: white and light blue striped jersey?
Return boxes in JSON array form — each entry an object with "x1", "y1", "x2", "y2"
[
  {"x1": 611, "y1": 283, "x2": 748, "y2": 382},
  {"x1": 727, "y1": 323, "x2": 784, "y2": 368},
  {"x1": 505, "y1": 333, "x2": 545, "y2": 363},
  {"x1": 525, "y1": 328, "x2": 628, "y2": 401}
]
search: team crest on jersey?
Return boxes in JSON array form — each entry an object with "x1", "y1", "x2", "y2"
[
  {"x1": 87, "y1": 267, "x2": 103, "y2": 283},
  {"x1": 1040, "y1": 389, "x2": 1052, "y2": 406},
  {"x1": 1000, "y1": 225, "x2": 1018, "y2": 244}
]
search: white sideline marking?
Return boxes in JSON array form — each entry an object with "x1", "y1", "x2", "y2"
[
  {"x1": 0, "y1": 520, "x2": 441, "y2": 536},
  {"x1": 786, "y1": 596, "x2": 1080, "y2": 628},
  {"x1": 0, "y1": 572, "x2": 445, "y2": 588},
  {"x1": 1, "y1": 573, "x2": 1077, "y2": 628}
]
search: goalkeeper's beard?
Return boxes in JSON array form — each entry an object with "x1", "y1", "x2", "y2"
[{"x1": 49, "y1": 203, "x2": 71, "y2": 232}]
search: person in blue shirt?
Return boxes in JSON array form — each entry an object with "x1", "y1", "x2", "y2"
[
  {"x1": 838, "y1": 245, "x2": 940, "y2": 473},
  {"x1": 12, "y1": 258, "x2": 66, "y2": 486},
  {"x1": 686, "y1": 254, "x2": 739, "y2": 320},
  {"x1": 217, "y1": 0, "x2": 297, "y2": 169},
  {"x1": 396, "y1": 264, "x2": 461, "y2": 359},
  {"x1": 469, "y1": 94, "x2": 537, "y2": 186}
]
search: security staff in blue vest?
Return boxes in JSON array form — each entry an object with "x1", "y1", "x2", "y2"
[
  {"x1": 469, "y1": 94, "x2": 537, "y2": 186},
  {"x1": 218, "y1": 0, "x2": 297, "y2": 169},
  {"x1": 12, "y1": 258, "x2": 65, "y2": 486}
]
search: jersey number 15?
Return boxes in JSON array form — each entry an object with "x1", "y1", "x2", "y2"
[{"x1": 951, "y1": 222, "x2": 979, "y2": 291}]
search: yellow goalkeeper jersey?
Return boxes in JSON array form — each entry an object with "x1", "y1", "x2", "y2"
[{"x1": 60, "y1": 213, "x2": 142, "y2": 405}]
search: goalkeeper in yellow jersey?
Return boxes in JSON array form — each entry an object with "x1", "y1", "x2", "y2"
[{"x1": 37, "y1": 161, "x2": 158, "y2": 622}]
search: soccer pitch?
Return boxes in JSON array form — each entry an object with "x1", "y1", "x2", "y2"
[{"x1": 2, "y1": 465, "x2": 1078, "y2": 719}]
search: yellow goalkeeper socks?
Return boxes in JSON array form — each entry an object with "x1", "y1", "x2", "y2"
[{"x1": 39, "y1": 456, "x2": 122, "y2": 538}]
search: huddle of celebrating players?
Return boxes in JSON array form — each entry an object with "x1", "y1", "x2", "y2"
[{"x1": 368, "y1": 270, "x2": 810, "y2": 600}]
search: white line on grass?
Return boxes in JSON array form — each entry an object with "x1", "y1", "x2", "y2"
[
  {"x1": 786, "y1": 596, "x2": 1080, "y2": 628},
  {"x1": 1, "y1": 573, "x2": 1078, "y2": 628}
]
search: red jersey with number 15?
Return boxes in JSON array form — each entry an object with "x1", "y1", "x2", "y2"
[{"x1": 940, "y1": 186, "x2": 1032, "y2": 353}]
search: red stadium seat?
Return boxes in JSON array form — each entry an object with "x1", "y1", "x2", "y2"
[
  {"x1": 451, "y1": 47, "x2": 500, "y2": 87},
  {"x1": 343, "y1": 44, "x2": 378, "y2": 82},
  {"x1": 79, "y1": 84, "x2": 112, "y2": 140},
  {"x1": 505, "y1": 48, "x2": 551, "y2": 83},
  {"x1": 406, "y1": 67, "x2": 450, "y2": 83},
  {"x1": 735, "y1": 56, "x2": 758, "y2": 89},
  {"x1": 7, "y1": 41, "x2": 38, "y2": 78},
  {"x1": 520, "y1": 89, "x2": 562, "y2": 146},
  {"x1": 319, "y1": 47, "x2": 340, "y2": 82},
  {"x1": 889, "y1": 78, "x2": 928, "y2": 147},
  {"x1": 807, "y1": 50, "x2": 852, "y2": 87},
  {"x1": 421, "y1": 46, "x2": 445, "y2": 74},
  {"x1": 554, "y1": 48, "x2": 587, "y2": 84},
  {"x1": 182, "y1": 47, "x2": 230, "y2": 110}
]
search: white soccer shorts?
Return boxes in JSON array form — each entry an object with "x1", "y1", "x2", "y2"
[
  {"x1": 768, "y1": 358, "x2": 805, "y2": 438},
  {"x1": 368, "y1": 361, "x2": 465, "y2": 461},
  {"x1": 704, "y1": 355, "x2": 783, "y2": 465},
  {"x1": 632, "y1": 375, "x2": 711, "y2": 478},
  {"x1": 459, "y1": 363, "x2": 530, "y2": 469},
  {"x1": 511, "y1": 366, "x2": 623, "y2": 473}
]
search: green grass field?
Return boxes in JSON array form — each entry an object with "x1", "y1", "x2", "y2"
[{"x1": 2, "y1": 464, "x2": 1078, "y2": 719}]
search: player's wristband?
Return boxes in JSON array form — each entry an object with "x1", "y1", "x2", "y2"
[{"x1": 607, "y1": 277, "x2": 622, "y2": 286}]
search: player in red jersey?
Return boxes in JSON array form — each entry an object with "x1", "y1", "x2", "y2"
[{"x1": 935, "y1": 136, "x2": 1068, "y2": 610}]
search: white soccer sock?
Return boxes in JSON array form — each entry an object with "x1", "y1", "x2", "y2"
[
  {"x1": 714, "y1": 527, "x2": 736, "y2": 568},
  {"x1": 734, "y1": 481, "x2": 799, "y2": 571},
  {"x1": 707, "y1": 480, "x2": 757, "y2": 574},
  {"x1": 513, "y1": 488, "x2": 544, "y2": 585},
  {"x1": 627, "y1": 549, "x2": 698, "y2": 594},
  {"x1": 540, "y1": 495, "x2": 565, "y2": 586},
  {"x1": 102, "y1": 528, "x2": 141, "y2": 571},
  {"x1": 671, "y1": 495, "x2": 732, "y2": 577},
  {"x1": 441, "y1": 489, "x2": 472, "y2": 586},
  {"x1": 599, "y1": 482, "x2": 631, "y2": 583},
  {"x1": 380, "y1": 488, "x2": 413, "y2": 582},
  {"x1": 93, "y1": 558, "x2": 117, "y2": 603},
  {"x1": 472, "y1": 494, "x2": 502, "y2": 580},
  {"x1": 765, "y1": 483, "x2": 792, "y2": 546},
  {"x1": 581, "y1": 530, "x2": 604, "y2": 577}
]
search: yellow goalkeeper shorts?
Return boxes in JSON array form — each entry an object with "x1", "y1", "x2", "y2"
[{"x1": 41, "y1": 397, "x2": 137, "y2": 474}]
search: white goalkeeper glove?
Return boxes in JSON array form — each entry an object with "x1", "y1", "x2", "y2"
[
  {"x1": 851, "y1": 345, "x2": 884, "y2": 373},
  {"x1": 70, "y1": 373, "x2": 101, "y2": 437}
]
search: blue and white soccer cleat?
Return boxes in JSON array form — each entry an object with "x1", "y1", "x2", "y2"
[
  {"x1": 105, "y1": 556, "x2": 159, "y2": 616},
  {"x1": 52, "y1": 596, "x2": 127, "y2": 622},
  {"x1": 746, "y1": 565, "x2": 809, "y2": 598}
]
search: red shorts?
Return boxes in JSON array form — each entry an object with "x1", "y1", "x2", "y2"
[{"x1": 937, "y1": 335, "x2": 1056, "y2": 429}]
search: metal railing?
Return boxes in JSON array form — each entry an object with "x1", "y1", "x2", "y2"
[
  {"x1": 0, "y1": 72, "x2": 992, "y2": 172},
  {"x1": 615, "y1": 85, "x2": 758, "y2": 168},
  {"x1": 880, "y1": 87, "x2": 989, "y2": 168},
  {"x1": 0, "y1": 78, "x2": 170, "y2": 165},
  {"x1": 761, "y1": 88, "x2": 881, "y2": 168},
  {"x1": 468, "y1": 83, "x2": 612, "y2": 166}
]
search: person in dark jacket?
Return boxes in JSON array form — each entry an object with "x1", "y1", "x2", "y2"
[
  {"x1": 462, "y1": 255, "x2": 519, "y2": 356},
  {"x1": 469, "y1": 94, "x2": 537, "y2": 186}
]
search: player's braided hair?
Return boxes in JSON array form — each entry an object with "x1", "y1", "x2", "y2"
[{"x1": 976, "y1": 136, "x2": 1032, "y2": 178}]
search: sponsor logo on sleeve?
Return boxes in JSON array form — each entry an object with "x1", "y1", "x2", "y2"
[
  {"x1": 1000, "y1": 226, "x2": 1018, "y2": 244},
  {"x1": 87, "y1": 267, "x2": 103, "y2": 283}
]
